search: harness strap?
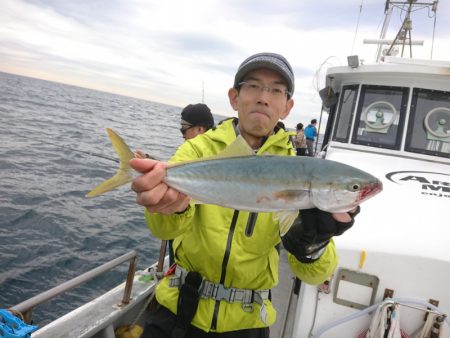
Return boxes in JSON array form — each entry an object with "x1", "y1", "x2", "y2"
[
  {"x1": 172, "y1": 271, "x2": 202, "y2": 338},
  {"x1": 169, "y1": 265, "x2": 270, "y2": 312}
]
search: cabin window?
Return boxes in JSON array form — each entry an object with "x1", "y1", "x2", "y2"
[
  {"x1": 405, "y1": 88, "x2": 450, "y2": 158},
  {"x1": 332, "y1": 85, "x2": 358, "y2": 142},
  {"x1": 351, "y1": 85, "x2": 409, "y2": 150}
]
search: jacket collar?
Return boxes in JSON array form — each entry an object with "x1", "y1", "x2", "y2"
[{"x1": 207, "y1": 118, "x2": 294, "y2": 154}]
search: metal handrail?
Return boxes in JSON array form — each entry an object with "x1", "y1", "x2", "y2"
[{"x1": 10, "y1": 250, "x2": 138, "y2": 323}]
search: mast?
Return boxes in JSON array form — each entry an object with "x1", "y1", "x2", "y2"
[
  {"x1": 375, "y1": 1, "x2": 394, "y2": 62},
  {"x1": 385, "y1": 1, "x2": 415, "y2": 58},
  {"x1": 364, "y1": 0, "x2": 439, "y2": 62}
]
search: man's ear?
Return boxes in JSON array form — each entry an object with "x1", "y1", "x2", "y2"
[
  {"x1": 228, "y1": 88, "x2": 239, "y2": 111},
  {"x1": 280, "y1": 99, "x2": 294, "y2": 120}
]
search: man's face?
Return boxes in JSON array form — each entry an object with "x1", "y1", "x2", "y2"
[
  {"x1": 180, "y1": 124, "x2": 206, "y2": 140},
  {"x1": 228, "y1": 68, "x2": 294, "y2": 143}
]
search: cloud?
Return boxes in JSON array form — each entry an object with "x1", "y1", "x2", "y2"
[{"x1": 1, "y1": 0, "x2": 449, "y2": 126}]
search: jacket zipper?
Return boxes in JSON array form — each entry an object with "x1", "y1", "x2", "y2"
[
  {"x1": 245, "y1": 212, "x2": 258, "y2": 237},
  {"x1": 210, "y1": 210, "x2": 239, "y2": 331}
]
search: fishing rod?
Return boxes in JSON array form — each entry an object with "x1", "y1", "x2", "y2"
[
  {"x1": 8, "y1": 130, "x2": 120, "y2": 163},
  {"x1": 48, "y1": 139, "x2": 120, "y2": 163}
]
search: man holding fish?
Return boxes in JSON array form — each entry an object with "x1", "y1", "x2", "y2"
[{"x1": 128, "y1": 53, "x2": 367, "y2": 337}]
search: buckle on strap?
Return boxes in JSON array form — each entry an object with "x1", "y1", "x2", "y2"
[
  {"x1": 200, "y1": 280, "x2": 269, "y2": 306},
  {"x1": 168, "y1": 265, "x2": 186, "y2": 287},
  {"x1": 169, "y1": 265, "x2": 270, "y2": 308},
  {"x1": 214, "y1": 283, "x2": 235, "y2": 302}
]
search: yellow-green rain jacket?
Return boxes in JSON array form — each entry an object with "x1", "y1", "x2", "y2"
[{"x1": 145, "y1": 118, "x2": 338, "y2": 332}]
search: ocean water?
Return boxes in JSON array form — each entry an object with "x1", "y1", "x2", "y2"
[{"x1": 0, "y1": 72, "x2": 224, "y2": 326}]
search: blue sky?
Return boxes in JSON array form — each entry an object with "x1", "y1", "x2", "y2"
[{"x1": 1, "y1": 0, "x2": 449, "y2": 126}]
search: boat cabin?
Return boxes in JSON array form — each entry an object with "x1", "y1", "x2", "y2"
[{"x1": 285, "y1": 56, "x2": 450, "y2": 338}]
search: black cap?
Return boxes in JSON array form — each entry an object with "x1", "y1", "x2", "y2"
[
  {"x1": 181, "y1": 103, "x2": 214, "y2": 129},
  {"x1": 234, "y1": 52, "x2": 294, "y2": 98}
]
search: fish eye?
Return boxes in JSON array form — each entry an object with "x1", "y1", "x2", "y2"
[{"x1": 349, "y1": 183, "x2": 360, "y2": 191}]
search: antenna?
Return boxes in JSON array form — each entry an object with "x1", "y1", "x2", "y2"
[
  {"x1": 202, "y1": 81, "x2": 205, "y2": 103},
  {"x1": 430, "y1": 0, "x2": 438, "y2": 59},
  {"x1": 385, "y1": 1, "x2": 415, "y2": 58},
  {"x1": 363, "y1": 0, "x2": 437, "y2": 62}
]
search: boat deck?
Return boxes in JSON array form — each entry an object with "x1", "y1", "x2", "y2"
[
  {"x1": 32, "y1": 273, "x2": 156, "y2": 338},
  {"x1": 271, "y1": 248, "x2": 296, "y2": 338}
]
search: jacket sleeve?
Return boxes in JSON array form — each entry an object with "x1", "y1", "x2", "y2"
[
  {"x1": 286, "y1": 239, "x2": 337, "y2": 285},
  {"x1": 145, "y1": 204, "x2": 195, "y2": 240},
  {"x1": 144, "y1": 140, "x2": 201, "y2": 239}
]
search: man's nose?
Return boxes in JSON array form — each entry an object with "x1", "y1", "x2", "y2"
[{"x1": 256, "y1": 87, "x2": 272, "y2": 104}]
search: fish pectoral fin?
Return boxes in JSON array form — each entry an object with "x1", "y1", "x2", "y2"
[
  {"x1": 275, "y1": 210, "x2": 299, "y2": 236},
  {"x1": 86, "y1": 128, "x2": 135, "y2": 198},
  {"x1": 86, "y1": 169, "x2": 133, "y2": 197}
]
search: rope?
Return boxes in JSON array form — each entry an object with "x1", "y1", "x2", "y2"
[
  {"x1": 312, "y1": 298, "x2": 449, "y2": 337},
  {"x1": 128, "y1": 240, "x2": 168, "y2": 328},
  {"x1": 307, "y1": 288, "x2": 320, "y2": 337},
  {"x1": 129, "y1": 288, "x2": 156, "y2": 328},
  {"x1": 312, "y1": 56, "x2": 338, "y2": 93},
  {"x1": 124, "y1": 264, "x2": 161, "y2": 330}
]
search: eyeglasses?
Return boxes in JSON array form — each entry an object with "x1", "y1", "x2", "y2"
[
  {"x1": 238, "y1": 81, "x2": 290, "y2": 99},
  {"x1": 180, "y1": 124, "x2": 194, "y2": 135}
]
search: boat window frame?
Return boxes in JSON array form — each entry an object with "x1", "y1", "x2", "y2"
[
  {"x1": 351, "y1": 84, "x2": 409, "y2": 150},
  {"x1": 405, "y1": 88, "x2": 450, "y2": 158},
  {"x1": 332, "y1": 84, "x2": 359, "y2": 143}
]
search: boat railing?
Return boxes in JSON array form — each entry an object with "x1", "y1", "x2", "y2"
[{"x1": 9, "y1": 250, "x2": 138, "y2": 324}]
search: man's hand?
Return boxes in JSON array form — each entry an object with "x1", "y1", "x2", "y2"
[
  {"x1": 130, "y1": 158, "x2": 190, "y2": 214},
  {"x1": 331, "y1": 206, "x2": 359, "y2": 223},
  {"x1": 282, "y1": 207, "x2": 359, "y2": 263}
]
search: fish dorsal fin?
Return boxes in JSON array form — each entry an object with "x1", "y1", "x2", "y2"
[{"x1": 216, "y1": 135, "x2": 254, "y2": 158}]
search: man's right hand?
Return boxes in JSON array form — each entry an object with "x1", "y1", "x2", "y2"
[
  {"x1": 130, "y1": 158, "x2": 191, "y2": 215},
  {"x1": 281, "y1": 208, "x2": 357, "y2": 263}
]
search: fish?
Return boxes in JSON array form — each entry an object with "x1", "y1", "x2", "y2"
[{"x1": 87, "y1": 128, "x2": 382, "y2": 233}]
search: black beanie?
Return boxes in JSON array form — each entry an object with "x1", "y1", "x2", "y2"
[{"x1": 181, "y1": 103, "x2": 214, "y2": 129}]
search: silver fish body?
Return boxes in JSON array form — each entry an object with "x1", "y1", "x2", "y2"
[
  {"x1": 165, "y1": 155, "x2": 382, "y2": 213},
  {"x1": 87, "y1": 129, "x2": 382, "y2": 215}
]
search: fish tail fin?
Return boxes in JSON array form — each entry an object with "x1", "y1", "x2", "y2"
[{"x1": 86, "y1": 128, "x2": 135, "y2": 198}]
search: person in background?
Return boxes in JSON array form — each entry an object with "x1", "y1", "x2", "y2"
[
  {"x1": 294, "y1": 122, "x2": 307, "y2": 156},
  {"x1": 304, "y1": 118, "x2": 318, "y2": 156},
  {"x1": 135, "y1": 103, "x2": 214, "y2": 159},
  {"x1": 130, "y1": 52, "x2": 359, "y2": 337},
  {"x1": 180, "y1": 103, "x2": 215, "y2": 140}
]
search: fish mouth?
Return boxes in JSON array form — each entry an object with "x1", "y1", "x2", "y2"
[{"x1": 359, "y1": 179, "x2": 383, "y2": 202}]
